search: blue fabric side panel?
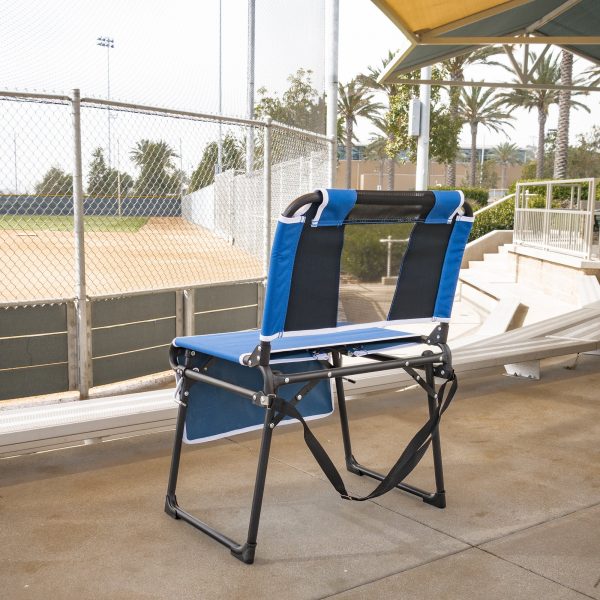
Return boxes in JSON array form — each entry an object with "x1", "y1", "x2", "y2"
[
  {"x1": 426, "y1": 190, "x2": 462, "y2": 224},
  {"x1": 260, "y1": 220, "x2": 304, "y2": 338},
  {"x1": 184, "y1": 357, "x2": 333, "y2": 442},
  {"x1": 312, "y1": 188, "x2": 357, "y2": 226},
  {"x1": 433, "y1": 219, "x2": 473, "y2": 319}
]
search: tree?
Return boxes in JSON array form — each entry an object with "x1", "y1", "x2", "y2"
[
  {"x1": 254, "y1": 68, "x2": 326, "y2": 133},
  {"x1": 385, "y1": 67, "x2": 462, "y2": 175},
  {"x1": 458, "y1": 86, "x2": 514, "y2": 186},
  {"x1": 87, "y1": 147, "x2": 133, "y2": 198},
  {"x1": 338, "y1": 79, "x2": 383, "y2": 188},
  {"x1": 567, "y1": 126, "x2": 600, "y2": 178},
  {"x1": 365, "y1": 115, "x2": 396, "y2": 190},
  {"x1": 500, "y1": 49, "x2": 588, "y2": 179},
  {"x1": 188, "y1": 134, "x2": 243, "y2": 192},
  {"x1": 442, "y1": 47, "x2": 504, "y2": 186},
  {"x1": 490, "y1": 141, "x2": 521, "y2": 189},
  {"x1": 130, "y1": 139, "x2": 179, "y2": 197},
  {"x1": 553, "y1": 50, "x2": 574, "y2": 179},
  {"x1": 365, "y1": 135, "x2": 386, "y2": 190},
  {"x1": 35, "y1": 167, "x2": 73, "y2": 196},
  {"x1": 359, "y1": 50, "x2": 403, "y2": 190}
]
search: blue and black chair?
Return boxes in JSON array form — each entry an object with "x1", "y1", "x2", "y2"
[{"x1": 165, "y1": 189, "x2": 473, "y2": 563}]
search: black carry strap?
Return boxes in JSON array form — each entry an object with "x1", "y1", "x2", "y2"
[{"x1": 271, "y1": 373, "x2": 457, "y2": 502}]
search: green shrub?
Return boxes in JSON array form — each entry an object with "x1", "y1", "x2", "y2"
[
  {"x1": 341, "y1": 224, "x2": 412, "y2": 282},
  {"x1": 469, "y1": 197, "x2": 514, "y2": 241},
  {"x1": 432, "y1": 186, "x2": 488, "y2": 210}
]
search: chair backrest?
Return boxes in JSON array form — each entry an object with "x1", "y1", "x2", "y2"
[{"x1": 260, "y1": 189, "x2": 473, "y2": 341}]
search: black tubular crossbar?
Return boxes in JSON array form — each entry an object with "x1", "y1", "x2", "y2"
[
  {"x1": 165, "y1": 190, "x2": 469, "y2": 564},
  {"x1": 282, "y1": 190, "x2": 473, "y2": 220}
]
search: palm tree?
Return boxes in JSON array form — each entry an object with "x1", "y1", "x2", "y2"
[
  {"x1": 367, "y1": 115, "x2": 397, "y2": 190},
  {"x1": 490, "y1": 141, "x2": 521, "y2": 189},
  {"x1": 443, "y1": 47, "x2": 504, "y2": 186},
  {"x1": 369, "y1": 116, "x2": 396, "y2": 191},
  {"x1": 359, "y1": 50, "x2": 399, "y2": 93},
  {"x1": 130, "y1": 139, "x2": 179, "y2": 197},
  {"x1": 553, "y1": 50, "x2": 573, "y2": 179},
  {"x1": 457, "y1": 87, "x2": 514, "y2": 186},
  {"x1": 338, "y1": 80, "x2": 383, "y2": 189},
  {"x1": 500, "y1": 50, "x2": 588, "y2": 179},
  {"x1": 360, "y1": 51, "x2": 410, "y2": 191},
  {"x1": 365, "y1": 133, "x2": 387, "y2": 190},
  {"x1": 130, "y1": 139, "x2": 178, "y2": 172}
]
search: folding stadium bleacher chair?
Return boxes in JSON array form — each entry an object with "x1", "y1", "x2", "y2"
[{"x1": 165, "y1": 189, "x2": 473, "y2": 564}]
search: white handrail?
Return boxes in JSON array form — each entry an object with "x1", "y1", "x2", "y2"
[{"x1": 473, "y1": 193, "x2": 515, "y2": 217}]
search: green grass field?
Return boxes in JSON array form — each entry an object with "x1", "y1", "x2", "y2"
[{"x1": 0, "y1": 215, "x2": 149, "y2": 232}]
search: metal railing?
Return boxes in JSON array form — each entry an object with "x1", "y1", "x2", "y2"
[
  {"x1": 514, "y1": 178, "x2": 599, "y2": 260},
  {"x1": 0, "y1": 89, "x2": 334, "y2": 400}
]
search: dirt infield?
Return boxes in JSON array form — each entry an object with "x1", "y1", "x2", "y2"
[{"x1": 0, "y1": 217, "x2": 263, "y2": 303}]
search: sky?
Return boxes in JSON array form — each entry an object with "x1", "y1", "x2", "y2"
[{"x1": 1, "y1": 0, "x2": 599, "y2": 192}]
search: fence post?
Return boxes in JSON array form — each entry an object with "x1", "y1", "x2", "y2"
[
  {"x1": 183, "y1": 288, "x2": 195, "y2": 336},
  {"x1": 263, "y1": 117, "x2": 272, "y2": 276},
  {"x1": 72, "y1": 88, "x2": 90, "y2": 399}
]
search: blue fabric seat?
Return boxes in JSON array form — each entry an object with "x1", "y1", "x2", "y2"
[{"x1": 173, "y1": 325, "x2": 419, "y2": 364}]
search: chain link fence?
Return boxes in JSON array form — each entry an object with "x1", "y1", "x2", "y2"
[{"x1": 0, "y1": 90, "x2": 333, "y2": 304}]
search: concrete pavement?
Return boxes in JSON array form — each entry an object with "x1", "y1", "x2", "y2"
[{"x1": 1, "y1": 355, "x2": 599, "y2": 599}]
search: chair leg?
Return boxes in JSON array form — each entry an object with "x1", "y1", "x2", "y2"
[
  {"x1": 423, "y1": 363, "x2": 446, "y2": 509},
  {"x1": 335, "y1": 354, "x2": 446, "y2": 508},
  {"x1": 164, "y1": 401, "x2": 186, "y2": 518},
  {"x1": 231, "y1": 405, "x2": 275, "y2": 564},
  {"x1": 164, "y1": 376, "x2": 276, "y2": 564},
  {"x1": 332, "y1": 351, "x2": 360, "y2": 474}
]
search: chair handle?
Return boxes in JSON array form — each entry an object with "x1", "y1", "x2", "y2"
[{"x1": 282, "y1": 190, "x2": 472, "y2": 218}]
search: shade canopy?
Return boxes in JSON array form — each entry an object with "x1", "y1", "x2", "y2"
[{"x1": 374, "y1": 0, "x2": 600, "y2": 82}]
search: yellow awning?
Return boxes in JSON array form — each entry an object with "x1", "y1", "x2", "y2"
[
  {"x1": 372, "y1": 0, "x2": 600, "y2": 82},
  {"x1": 374, "y1": 0, "x2": 510, "y2": 36}
]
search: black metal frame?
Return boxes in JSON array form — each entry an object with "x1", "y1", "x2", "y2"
[
  {"x1": 165, "y1": 328, "x2": 451, "y2": 564},
  {"x1": 165, "y1": 191, "x2": 469, "y2": 564}
]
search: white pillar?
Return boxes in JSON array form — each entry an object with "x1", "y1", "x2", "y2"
[
  {"x1": 326, "y1": 0, "x2": 339, "y2": 188},
  {"x1": 415, "y1": 65, "x2": 431, "y2": 190}
]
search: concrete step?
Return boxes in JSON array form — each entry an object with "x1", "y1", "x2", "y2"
[
  {"x1": 482, "y1": 251, "x2": 511, "y2": 263},
  {"x1": 461, "y1": 266, "x2": 516, "y2": 283}
]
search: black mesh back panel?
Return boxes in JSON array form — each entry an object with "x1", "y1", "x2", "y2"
[
  {"x1": 283, "y1": 192, "x2": 453, "y2": 331},
  {"x1": 284, "y1": 214, "x2": 345, "y2": 332},
  {"x1": 388, "y1": 223, "x2": 453, "y2": 320}
]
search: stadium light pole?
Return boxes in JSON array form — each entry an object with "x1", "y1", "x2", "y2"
[
  {"x1": 96, "y1": 36, "x2": 115, "y2": 167},
  {"x1": 217, "y1": 1, "x2": 223, "y2": 175},
  {"x1": 326, "y1": 0, "x2": 339, "y2": 188},
  {"x1": 246, "y1": 0, "x2": 256, "y2": 173}
]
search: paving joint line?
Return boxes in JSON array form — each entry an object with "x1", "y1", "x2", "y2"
[
  {"x1": 477, "y1": 546, "x2": 597, "y2": 600},
  {"x1": 475, "y1": 499, "x2": 600, "y2": 546},
  {"x1": 318, "y1": 546, "x2": 473, "y2": 600}
]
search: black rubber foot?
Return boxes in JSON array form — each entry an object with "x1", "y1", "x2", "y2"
[
  {"x1": 423, "y1": 491, "x2": 446, "y2": 509},
  {"x1": 231, "y1": 542, "x2": 256, "y2": 564},
  {"x1": 164, "y1": 494, "x2": 180, "y2": 519}
]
